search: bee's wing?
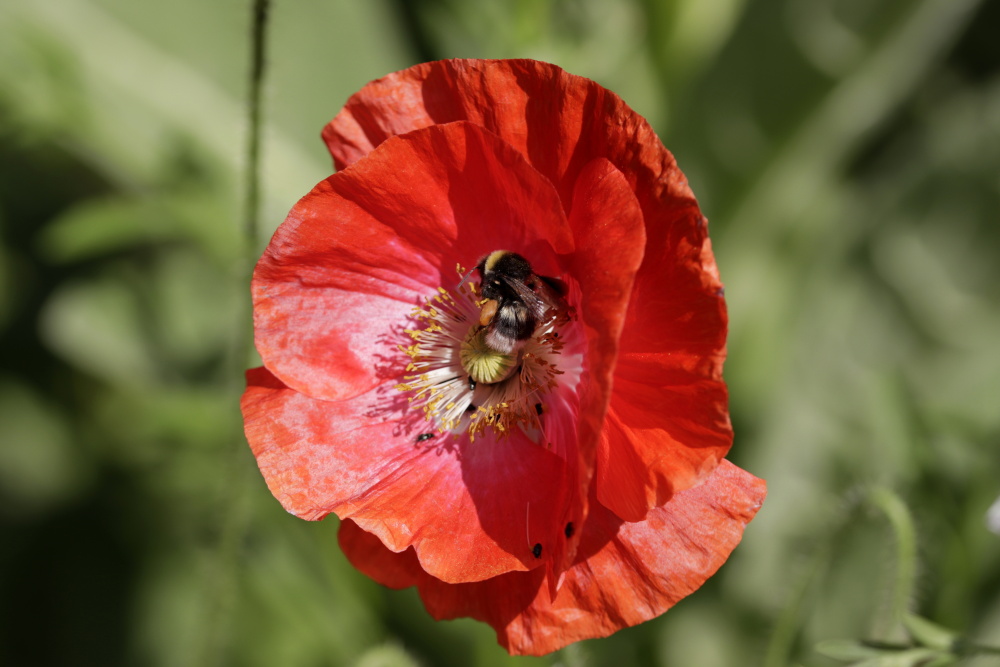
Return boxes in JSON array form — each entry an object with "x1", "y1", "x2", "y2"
[
  {"x1": 538, "y1": 275, "x2": 568, "y2": 297},
  {"x1": 500, "y1": 275, "x2": 559, "y2": 321}
]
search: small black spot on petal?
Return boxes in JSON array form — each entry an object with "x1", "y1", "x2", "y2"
[
  {"x1": 416, "y1": 433, "x2": 435, "y2": 442},
  {"x1": 564, "y1": 522, "x2": 574, "y2": 538},
  {"x1": 532, "y1": 543, "x2": 542, "y2": 559},
  {"x1": 466, "y1": 403, "x2": 477, "y2": 412},
  {"x1": 535, "y1": 402, "x2": 543, "y2": 416}
]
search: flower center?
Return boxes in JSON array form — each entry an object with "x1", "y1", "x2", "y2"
[
  {"x1": 460, "y1": 328, "x2": 519, "y2": 385},
  {"x1": 396, "y1": 264, "x2": 575, "y2": 441}
]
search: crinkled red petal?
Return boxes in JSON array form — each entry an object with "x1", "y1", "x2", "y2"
[
  {"x1": 338, "y1": 518, "x2": 423, "y2": 590},
  {"x1": 596, "y1": 360, "x2": 732, "y2": 522},
  {"x1": 254, "y1": 120, "x2": 573, "y2": 403},
  {"x1": 323, "y1": 60, "x2": 693, "y2": 221},
  {"x1": 597, "y1": 212, "x2": 730, "y2": 518},
  {"x1": 242, "y1": 367, "x2": 576, "y2": 584},
  {"x1": 597, "y1": 207, "x2": 730, "y2": 521},
  {"x1": 323, "y1": 59, "x2": 730, "y2": 519},
  {"x1": 338, "y1": 460, "x2": 766, "y2": 656}
]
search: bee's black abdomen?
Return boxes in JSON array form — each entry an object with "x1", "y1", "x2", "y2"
[
  {"x1": 483, "y1": 301, "x2": 535, "y2": 353},
  {"x1": 493, "y1": 301, "x2": 535, "y2": 340}
]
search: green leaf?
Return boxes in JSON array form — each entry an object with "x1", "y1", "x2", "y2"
[
  {"x1": 39, "y1": 270, "x2": 158, "y2": 386},
  {"x1": 39, "y1": 196, "x2": 180, "y2": 263},
  {"x1": 815, "y1": 639, "x2": 887, "y2": 661},
  {"x1": 902, "y1": 614, "x2": 957, "y2": 651}
]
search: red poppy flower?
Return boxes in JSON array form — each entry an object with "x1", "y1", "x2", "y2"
[{"x1": 242, "y1": 59, "x2": 766, "y2": 656}]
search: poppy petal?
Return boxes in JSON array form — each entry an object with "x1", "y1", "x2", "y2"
[
  {"x1": 601, "y1": 208, "x2": 729, "y2": 519},
  {"x1": 323, "y1": 60, "x2": 687, "y2": 216},
  {"x1": 596, "y1": 364, "x2": 732, "y2": 522},
  {"x1": 338, "y1": 518, "x2": 423, "y2": 590},
  {"x1": 339, "y1": 460, "x2": 765, "y2": 656},
  {"x1": 242, "y1": 367, "x2": 579, "y2": 583},
  {"x1": 254, "y1": 120, "x2": 573, "y2": 403}
]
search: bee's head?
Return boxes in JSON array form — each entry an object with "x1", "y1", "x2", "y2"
[{"x1": 477, "y1": 250, "x2": 532, "y2": 300}]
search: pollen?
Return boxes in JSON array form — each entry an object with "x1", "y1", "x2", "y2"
[{"x1": 397, "y1": 271, "x2": 571, "y2": 441}]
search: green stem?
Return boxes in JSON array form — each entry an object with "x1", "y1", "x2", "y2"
[
  {"x1": 867, "y1": 487, "x2": 919, "y2": 639},
  {"x1": 244, "y1": 0, "x2": 270, "y2": 253}
]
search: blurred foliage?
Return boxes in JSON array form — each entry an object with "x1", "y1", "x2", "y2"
[{"x1": 1, "y1": 0, "x2": 998, "y2": 666}]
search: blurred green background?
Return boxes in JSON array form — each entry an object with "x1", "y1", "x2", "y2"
[{"x1": 1, "y1": 0, "x2": 998, "y2": 665}]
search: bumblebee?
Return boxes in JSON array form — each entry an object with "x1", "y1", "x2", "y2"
[{"x1": 475, "y1": 251, "x2": 566, "y2": 355}]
